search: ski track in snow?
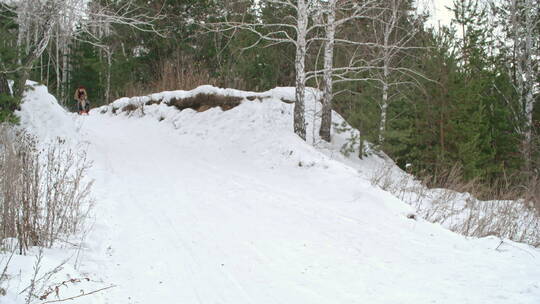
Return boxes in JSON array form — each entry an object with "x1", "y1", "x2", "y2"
[{"x1": 9, "y1": 84, "x2": 540, "y2": 304}]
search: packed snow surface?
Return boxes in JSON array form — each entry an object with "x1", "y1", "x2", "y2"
[{"x1": 5, "y1": 83, "x2": 540, "y2": 303}]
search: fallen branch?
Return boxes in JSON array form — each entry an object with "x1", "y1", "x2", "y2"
[{"x1": 40, "y1": 284, "x2": 117, "y2": 304}]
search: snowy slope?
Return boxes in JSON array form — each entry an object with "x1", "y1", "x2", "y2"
[{"x1": 5, "y1": 83, "x2": 540, "y2": 303}]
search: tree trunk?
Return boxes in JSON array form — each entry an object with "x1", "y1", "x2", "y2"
[
  {"x1": 377, "y1": 1, "x2": 398, "y2": 145},
  {"x1": 13, "y1": 4, "x2": 57, "y2": 98},
  {"x1": 105, "y1": 47, "x2": 113, "y2": 104},
  {"x1": 294, "y1": 0, "x2": 308, "y2": 141},
  {"x1": 319, "y1": 0, "x2": 336, "y2": 143},
  {"x1": 522, "y1": 0, "x2": 536, "y2": 177},
  {"x1": 14, "y1": 69, "x2": 31, "y2": 99},
  {"x1": 16, "y1": 1, "x2": 29, "y2": 65},
  {"x1": 55, "y1": 30, "x2": 61, "y2": 102},
  {"x1": 378, "y1": 60, "x2": 389, "y2": 145},
  {"x1": 61, "y1": 36, "x2": 70, "y2": 105},
  {"x1": 378, "y1": 82, "x2": 389, "y2": 145},
  {"x1": 510, "y1": 0, "x2": 537, "y2": 177},
  {"x1": 0, "y1": 74, "x2": 10, "y2": 95}
]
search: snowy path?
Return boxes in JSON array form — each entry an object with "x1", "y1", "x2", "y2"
[{"x1": 72, "y1": 112, "x2": 540, "y2": 304}]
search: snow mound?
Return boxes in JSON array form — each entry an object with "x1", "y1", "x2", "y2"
[
  {"x1": 93, "y1": 85, "x2": 374, "y2": 168},
  {"x1": 16, "y1": 81, "x2": 79, "y2": 142}
]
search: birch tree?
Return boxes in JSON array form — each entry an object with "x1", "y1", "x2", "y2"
[
  {"x1": 51, "y1": 0, "x2": 81, "y2": 103},
  {"x1": 318, "y1": 0, "x2": 337, "y2": 142},
  {"x1": 312, "y1": 0, "x2": 421, "y2": 145},
  {"x1": 489, "y1": 0, "x2": 540, "y2": 176},
  {"x1": 207, "y1": 0, "x2": 322, "y2": 140},
  {"x1": 505, "y1": 0, "x2": 539, "y2": 175},
  {"x1": 316, "y1": 0, "x2": 380, "y2": 142},
  {"x1": 3, "y1": 0, "x2": 162, "y2": 101},
  {"x1": 11, "y1": 0, "x2": 60, "y2": 97},
  {"x1": 368, "y1": 0, "x2": 420, "y2": 145},
  {"x1": 295, "y1": 0, "x2": 310, "y2": 140}
]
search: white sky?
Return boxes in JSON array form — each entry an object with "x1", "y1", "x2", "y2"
[{"x1": 417, "y1": 0, "x2": 455, "y2": 29}]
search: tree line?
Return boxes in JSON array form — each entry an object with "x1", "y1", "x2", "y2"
[{"x1": 0, "y1": 0, "x2": 539, "y2": 190}]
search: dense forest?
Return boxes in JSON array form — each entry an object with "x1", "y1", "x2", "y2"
[{"x1": 0, "y1": 0, "x2": 539, "y2": 195}]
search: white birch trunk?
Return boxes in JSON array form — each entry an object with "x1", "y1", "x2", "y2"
[
  {"x1": 55, "y1": 28, "x2": 61, "y2": 101},
  {"x1": 47, "y1": 48, "x2": 52, "y2": 87},
  {"x1": 522, "y1": 0, "x2": 536, "y2": 175},
  {"x1": 294, "y1": 0, "x2": 308, "y2": 140},
  {"x1": 105, "y1": 47, "x2": 113, "y2": 104},
  {"x1": 379, "y1": 80, "x2": 389, "y2": 144},
  {"x1": 40, "y1": 53, "x2": 44, "y2": 82},
  {"x1": 61, "y1": 38, "x2": 69, "y2": 104},
  {"x1": 16, "y1": 0, "x2": 32, "y2": 64},
  {"x1": 378, "y1": 0, "x2": 399, "y2": 145},
  {"x1": 319, "y1": 0, "x2": 336, "y2": 143},
  {"x1": 509, "y1": 0, "x2": 538, "y2": 175}
]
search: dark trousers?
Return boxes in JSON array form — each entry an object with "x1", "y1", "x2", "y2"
[{"x1": 78, "y1": 100, "x2": 90, "y2": 112}]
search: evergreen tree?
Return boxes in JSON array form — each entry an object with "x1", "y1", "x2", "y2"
[{"x1": 0, "y1": 3, "x2": 20, "y2": 123}]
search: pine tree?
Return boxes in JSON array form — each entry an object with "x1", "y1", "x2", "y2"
[{"x1": 0, "y1": 3, "x2": 20, "y2": 123}]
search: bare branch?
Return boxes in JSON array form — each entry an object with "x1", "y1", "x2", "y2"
[{"x1": 39, "y1": 285, "x2": 116, "y2": 304}]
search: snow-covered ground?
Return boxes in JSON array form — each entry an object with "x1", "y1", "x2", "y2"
[{"x1": 2, "y1": 83, "x2": 540, "y2": 303}]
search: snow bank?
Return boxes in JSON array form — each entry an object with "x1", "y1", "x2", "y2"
[
  {"x1": 1, "y1": 82, "x2": 104, "y2": 304},
  {"x1": 99, "y1": 85, "x2": 300, "y2": 112},
  {"x1": 93, "y1": 85, "x2": 369, "y2": 167},
  {"x1": 16, "y1": 81, "x2": 79, "y2": 142}
]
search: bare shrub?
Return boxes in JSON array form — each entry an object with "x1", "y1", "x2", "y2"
[
  {"x1": 523, "y1": 176, "x2": 540, "y2": 214},
  {"x1": 0, "y1": 246, "x2": 15, "y2": 296},
  {"x1": 169, "y1": 93, "x2": 243, "y2": 112},
  {"x1": 422, "y1": 164, "x2": 481, "y2": 194},
  {"x1": 121, "y1": 104, "x2": 139, "y2": 114},
  {"x1": 369, "y1": 162, "x2": 396, "y2": 192},
  {"x1": 370, "y1": 162, "x2": 540, "y2": 247},
  {"x1": 0, "y1": 125, "x2": 93, "y2": 254},
  {"x1": 152, "y1": 55, "x2": 218, "y2": 92},
  {"x1": 121, "y1": 55, "x2": 218, "y2": 98},
  {"x1": 111, "y1": 93, "x2": 244, "y2": 116}
]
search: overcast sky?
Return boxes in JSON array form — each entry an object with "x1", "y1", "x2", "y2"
[{"x1": 417, "y1": 0, "x2": 455, "y2": 28}]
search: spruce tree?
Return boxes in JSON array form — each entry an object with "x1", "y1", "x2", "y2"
[{"x1": 0, "y1": 4, "x2": 20, "y2": 123}]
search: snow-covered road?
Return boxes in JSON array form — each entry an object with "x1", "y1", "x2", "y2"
[
  {"x1": 11, "y1": 84, "x2": 539, "y2": 304},
  {"x1": 76, "y1": 111, "x2": 540, "y2": 304}
]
